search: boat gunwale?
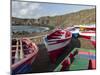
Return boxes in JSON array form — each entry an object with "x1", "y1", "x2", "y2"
[{"x1": 46, "y1": 29, "x2": 72, "y2": 41}]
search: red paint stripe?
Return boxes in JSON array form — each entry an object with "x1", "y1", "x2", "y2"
[
  {"x1": 91, "y1": 60, "x2": 96, "y2": 69},
  {"x1": 91, "y1": 41, "x2": 96, "y2": 47},
  {"x1": 85, "y1": 28, "x2": 96, "y2": 30},
  {"x1": 79, "y1": 51, "x2": 95, "y2": 55},
  {"x1": 80, "y1": 35, "x2": 91, "y2": 39}
]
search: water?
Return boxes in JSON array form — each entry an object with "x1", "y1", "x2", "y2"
[{"x1": 12, "y1": 25, "x2": 49, "y2": 33}]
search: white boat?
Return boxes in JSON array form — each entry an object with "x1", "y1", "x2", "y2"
[{"x1": 44, "y1": 29, "x2": 72, "y2": 63}]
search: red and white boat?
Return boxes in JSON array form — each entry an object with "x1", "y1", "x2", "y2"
[
  {"x1": 79, "y1": 30, "x2": 95, "y2": 39},
  {"x1": 44, "y1": 29, "x2": 72, "y2": 63},
  {"x1": 11, "y1": 38, "x2": 38, "y2": 74}
]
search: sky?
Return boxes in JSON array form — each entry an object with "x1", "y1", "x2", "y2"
[{"x1": 12, "y1": 1, "x2": 95, "y2": 19}]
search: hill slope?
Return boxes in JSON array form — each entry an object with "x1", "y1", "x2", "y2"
[
  {"x1": 12, "y1": 8, "x2": 96, "y2": 28},
  {"x1": 48, "y1": 8, "x2": 96, "y2": 28}
]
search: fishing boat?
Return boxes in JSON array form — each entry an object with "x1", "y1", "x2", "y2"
[
  {"x1": 79, "y1": 31, "x2": 96, "y2": 47},
  {"x1": 74, "y1": 24, "x2": 96, "y2": 31},
  {"x1": 66, "y1": 27, "x2": 79, "y2": 38},
  {"x1": 54, "y1": 48, "x2": 96, "y2": 71},
  {"x1": 44, "y1": 29, "x2": 72, "y2": 64},
  {"x1": 11, "y1": 38, "x2": 38, "y2": 74},
  {"x1": 79, "y1": 30, "x2": 95, "y2": 39}
]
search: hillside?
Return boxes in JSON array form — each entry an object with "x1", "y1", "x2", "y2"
[
  {"x1": 12, "y1": 8, "x2": 96, "y2": 28},
  {"x1": 48, "y1": 8, "x2": 96, "y2": 28}
]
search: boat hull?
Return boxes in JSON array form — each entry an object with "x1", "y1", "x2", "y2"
[
  {"x1": 79, "y1": 31, "x2": 95, "y2": 39},
  {"x1": 11, "y1": 38, "x2": 38, "y2": 74},
  {"x1": 44, "y1": 30, "x2": 72, "y2": 64},
  {"x1": 12, "y1": 55, "x2": 36, "y2": 74},
  {"x1": 79, "y1": 31, "x2": 96, "y2": 47}
]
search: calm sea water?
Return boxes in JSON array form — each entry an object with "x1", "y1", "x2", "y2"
[{"x1": 12, "y1": 25, "x2": 49, "y2": 33}]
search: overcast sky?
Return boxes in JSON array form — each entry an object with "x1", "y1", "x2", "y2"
[{"x1": 12, "y1": 1, "x2": 95, "y2": 19}]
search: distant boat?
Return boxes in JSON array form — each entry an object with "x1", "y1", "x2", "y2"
[
  {"x1": 11, "y1": 38, "x2": 38, "y2": 74},
  {"x1": 74, "y1": 24, "x2": 96, "y2": 31},
  {"x1": 54, "y1": 48, "x2": 96, "y2": 71},
  {"x1": 79, "y1": 30, "x2": 95, "y2": 39},
  {"x1": 66, "y1": 27, "x2": 79, "y2": 38},
  {"x1": 44, "y1": 29, "x2": 72, "y2": 63},
  {"x1": 79, "y1": 31, "x2": 96, "y2": 47}
]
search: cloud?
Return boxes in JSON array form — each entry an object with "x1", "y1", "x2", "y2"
[
  {"x1": 19, "y1": 9, "x2": 28, "y2": 15},
  {"x1": 12, "y1": 1, "x2": 95, "y2": 19},
  {"x1": 12, "y1": 1, "x2": 41, "y2": 18}
]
